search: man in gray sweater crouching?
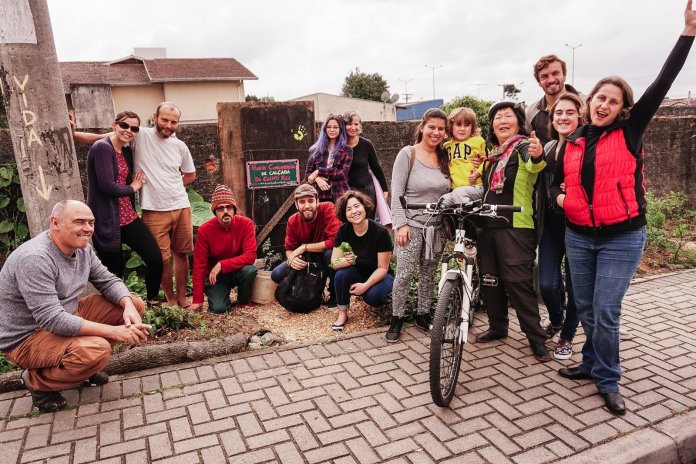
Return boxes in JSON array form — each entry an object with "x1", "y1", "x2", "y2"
[{"x1": 0, "y1": 200, "x2": 150, "y2": 412}]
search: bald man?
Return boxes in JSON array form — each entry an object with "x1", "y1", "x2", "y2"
[{"x1": 0, "y1": 200, "x2": 148, "y2": 412}]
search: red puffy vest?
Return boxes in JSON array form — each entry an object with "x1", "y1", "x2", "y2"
[{"x1": 563, "y1": 129, "x2": 643, "y2": 228}]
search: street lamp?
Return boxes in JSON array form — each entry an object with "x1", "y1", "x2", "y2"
[
  {"x1": 425, "y1": 64, "x2": 442, "y2": 100},
  {"x1": 564, "y1": 43, "x2": 583, "y2": 86}
]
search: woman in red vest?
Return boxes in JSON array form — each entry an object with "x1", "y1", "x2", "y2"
[{"x1": 551, "y1": 1, "x2": 695, "y2": 416}]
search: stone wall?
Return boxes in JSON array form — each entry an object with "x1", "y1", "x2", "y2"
[{"x1": 0, "y1": 105, "x2": 694, "y2": 206}]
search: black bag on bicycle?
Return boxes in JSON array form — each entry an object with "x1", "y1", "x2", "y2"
[{"x1": 275, "y1": 253, "x2": 325, "y2": 313}]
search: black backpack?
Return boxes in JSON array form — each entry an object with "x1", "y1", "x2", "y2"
[{"x1": 275, "y1": 254, "x2": 326, "y2": 313}]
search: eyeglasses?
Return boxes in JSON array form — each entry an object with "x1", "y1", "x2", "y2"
[
  {"x1": 117, "y1": 121, "x2": 140, "y2": 133},
  {"x1": 215, "y1": 205, "x2": 235, "y2": 213}
]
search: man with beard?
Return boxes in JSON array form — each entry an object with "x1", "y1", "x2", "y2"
[
  {"x1": 72, "y1": 102, "x2": 196, "y2": 308},
  {"x1": 0, "y1": 200, "x2": 148, "y2": 412},
  {"x1": 271, "y1": 184, "x2": 342, "y2": 307},
  {"x1": 189, "y1": 185, "x2": 257, "y2": 313},
  {"x1": 525, "y1": 55, "x2": 580, "y2": 145}
]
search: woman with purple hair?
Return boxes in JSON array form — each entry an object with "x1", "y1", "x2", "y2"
[{"x1": 305, "y1": 114, "x2": 353, "y2": 204}]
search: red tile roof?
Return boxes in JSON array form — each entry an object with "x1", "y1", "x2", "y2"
[{"x1": 59, "y1": 57, "x2": 256, "y2": 92}]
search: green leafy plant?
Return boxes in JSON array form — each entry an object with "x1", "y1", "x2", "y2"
[
  {"x1": 260, "y1": 238, "x2": 282, "y2": 270},
  {"x1": 142, "y1": 303, "x2": 201, "y2": 337},
  {"x1": 188, "y1": 188, "x2": 214, "y2": 227},
  {"x1": 0, "y1": 353, "x2": 18, "y2": 373},
  {"x1": 646, "y1": 191, "x2": 696, "y2": 267},
  {"x1": 0, "y1": 164, "x2": 29, "y2": 258}
]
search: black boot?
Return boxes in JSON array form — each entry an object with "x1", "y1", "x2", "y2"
[{"x1": 386, "y1": 316, "x2": 404, "y2": 343}]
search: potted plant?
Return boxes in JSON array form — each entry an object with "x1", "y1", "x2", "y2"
[{"x1": 252, "y1": 239, "x2": 282, "y2": 304}]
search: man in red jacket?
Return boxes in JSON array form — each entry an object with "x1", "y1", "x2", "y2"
[
  {"x1": 271, "y1": 184, "x2": 341, "y2": 307},
  {"x1": 190, "y1": 185, "x2": 257, "y2": 313}
]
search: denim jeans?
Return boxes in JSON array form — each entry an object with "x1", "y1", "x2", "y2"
[
  {"x1": 538, "y1": 225, "x2": 578, "y2": 340},
  {"x1": 271, "y1": 250, "x2": 335, "y2": 297},
  {"x1": 334, "y1": 266, "x2": 394, "y2": 309},
  {"x1": 565, "y1": 226, "x2": 646, "y2": 393}
]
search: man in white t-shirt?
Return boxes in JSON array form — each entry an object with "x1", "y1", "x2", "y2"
[{"x1": 72, "y1": 102, "x2": 196, "y2": 308}]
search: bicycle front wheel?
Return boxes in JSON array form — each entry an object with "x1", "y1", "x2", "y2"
[{"x1": 429, "y1": 277, "x2": 467, "y2": 407}]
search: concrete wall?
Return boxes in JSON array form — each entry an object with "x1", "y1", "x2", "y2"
[
  {"x1": 290, "y1": 93, "x2": 397, "y2": 122},
  {"x1": 111, "y1": 85, "x2": 165, "y2": 125},
  {"x1": 164, "y1": 81, "x2": 244, "y2": 123},
  {"x1": 0, "y1": 106, "x2": 694, "y2": 207},
  {"x1": 70, "y1": 85, "x2": 114, "y2": 127}
]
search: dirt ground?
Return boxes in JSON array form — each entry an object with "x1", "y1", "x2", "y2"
[{"x1": 141, "y1": 248, "x2": 687, "y2": 348}]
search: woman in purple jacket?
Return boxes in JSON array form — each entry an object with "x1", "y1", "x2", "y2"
[{"x1": 86, "y1": 111, "x2": 162, "y2": 302}]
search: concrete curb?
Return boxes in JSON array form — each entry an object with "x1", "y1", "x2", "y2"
[{"x1": 558, "y1": 410, "x2": 696, "y2": 464}]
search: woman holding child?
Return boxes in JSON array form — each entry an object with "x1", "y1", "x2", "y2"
[
  {"x1": 551, "y1": 1, "x2": 695, "y2": 416},
  {"x1": 387, "y1": 109, "x2": 451, "y2": 343},
  {"x1": 329, "y1": 190, "x2": 394, "y2": 332}
]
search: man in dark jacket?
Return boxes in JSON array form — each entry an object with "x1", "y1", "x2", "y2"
[{"x1": 525, "y1": 54, "x2": 580, "y2": 145}]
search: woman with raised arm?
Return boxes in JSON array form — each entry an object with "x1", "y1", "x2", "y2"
[
  {"x1": 551, "y1": 1, "x2": 695, "y2": 416},
  {"x1": 305, "y1": 114, "x2": 353, "y2": 204},
  {"x1": 86, "y1": 111, "x2": 163, "y2": 303}
]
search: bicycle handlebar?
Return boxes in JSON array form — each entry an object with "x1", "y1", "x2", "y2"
[{"x1": 399, "y1": 195, "x2": 522, "y2": 215}]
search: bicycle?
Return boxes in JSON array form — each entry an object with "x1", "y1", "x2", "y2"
[{"x1": 400, "y1": 196, "x2": 521, "y2": 407}]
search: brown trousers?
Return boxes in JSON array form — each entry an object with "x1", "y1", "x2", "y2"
[{"x1": 6, "y1": 294, "x2": 145, "y2": 392}]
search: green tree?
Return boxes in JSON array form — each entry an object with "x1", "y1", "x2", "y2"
[
  {"x1": 245, "y1": 95, "x2": 276, "y2": 102},
  {"x1": 341, "y1": 68, "x2": 389, "y2": 102},
  {"x1": 441, "y1": 95, "x2": 494, "y2": 141}
]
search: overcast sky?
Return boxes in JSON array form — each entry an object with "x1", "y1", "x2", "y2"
[{"x1": 47, "y1": 0, "x2": 696, "y2": 106}]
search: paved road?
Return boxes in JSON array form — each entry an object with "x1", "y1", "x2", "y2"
[{"x1": 1, "y1": 270, "x2": 695, "y2": 464}]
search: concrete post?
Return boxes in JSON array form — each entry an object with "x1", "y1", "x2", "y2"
[{"x1": 0, "y1": 0, "x2": 84, "y2": 237}]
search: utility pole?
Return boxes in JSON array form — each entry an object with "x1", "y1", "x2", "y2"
[
  {"x1": 424, "y1": 65, "x2": 442, "y2": 100},
  {"x1": 399, "y1": 78, "x2": 413, "y2": 103},
  {"x1": 472, "y1": 83, "x2": 488, "y2": 98},
  {"x1": 564, "y1": 43, "x2": 583, "y2": 86},
  {"x1": 0, "y1": 0, "x2": 84, "y2": 236}
]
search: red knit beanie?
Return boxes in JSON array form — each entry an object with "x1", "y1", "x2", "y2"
[{"x1": 210, "y1": 185, "x2": 237, "y2": 213}]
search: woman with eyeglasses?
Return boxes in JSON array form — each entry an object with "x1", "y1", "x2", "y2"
[
  {"x1": 86, "y1": 111, "x2": 163, "y2": 303},
  {"x1": 305, "y1": 114, "x2": 353, "y2": 204}
]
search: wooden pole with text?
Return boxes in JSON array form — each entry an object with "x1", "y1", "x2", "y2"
[{"x1": 0, "y1": 0, "x2": 84, "y2": 236}]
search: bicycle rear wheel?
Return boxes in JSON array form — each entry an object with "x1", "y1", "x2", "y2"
[{"x1": 429, "y1": 277, "x2": 468, "y2": 407}]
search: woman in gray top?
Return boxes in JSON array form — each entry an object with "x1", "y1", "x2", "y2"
[{"x1": 387, "y1": 109, "x2": 451, "y2": 342}]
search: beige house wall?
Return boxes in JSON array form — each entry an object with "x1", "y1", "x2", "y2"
[
  {"x1": 163, "y1": 81, "x2": 244, "y2": 123},
  {"x1": 111, "y1": 85, "x2": 165, "y2": 125},
  {"x1": 289, "y1": 93, "x2": 396, "y2": 122}
]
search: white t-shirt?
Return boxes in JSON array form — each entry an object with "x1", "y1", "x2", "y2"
[{"x1": 131, "y1": 127, "x2": 196, "y2": 211}]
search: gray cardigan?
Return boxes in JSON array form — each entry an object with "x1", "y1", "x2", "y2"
[
  {"x1": 0, "y1": 232, "x2": 130, "y2": 352},
  {"x1": 390, "y1": 146, "x2": 450, "y2": 229}
]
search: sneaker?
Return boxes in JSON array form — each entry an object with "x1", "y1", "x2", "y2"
[
  {"x1": 554, "y1": 338, "x2": 573, "y2": 360},
  {"x1": 414, "y1": 313, "x2": 431, "y2": 332},
  {"x1": 544, "y1": 321, "x2": 564, "y2": 339},
  {"x1": 619, "y1": 328, "x2": 635, "y2": 340},
  {"x1": 22, "y1": 370, "x2": 67, "y2": 413},
  {"x1": 385, "y1": 316, "x2": 404, "y2": 343}
]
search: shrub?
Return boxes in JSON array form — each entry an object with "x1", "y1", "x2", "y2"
[{"x1": 142, "y1": 304, "x2": 201, "y2": 337}]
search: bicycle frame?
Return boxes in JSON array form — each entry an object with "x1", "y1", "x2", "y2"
[{"x1": 438, "y1": 219, "x2": 477, "y2": 345}]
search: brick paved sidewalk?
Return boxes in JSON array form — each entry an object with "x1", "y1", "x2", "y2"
[{"x1": 1, "y1": 270, "x2": 695, "y2": 464}]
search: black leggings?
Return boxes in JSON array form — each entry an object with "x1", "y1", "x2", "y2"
[{"x1": 96, "y1": 218, "x2": 163, "y2": 300}]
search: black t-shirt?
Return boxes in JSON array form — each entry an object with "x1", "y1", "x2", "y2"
[{"x1": 334, "y1": 219, "x2": 392, "y2": 280}]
